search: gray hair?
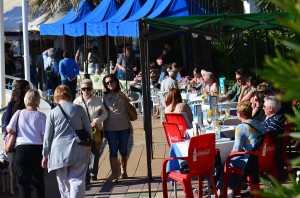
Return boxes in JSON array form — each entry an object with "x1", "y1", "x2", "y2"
[
  {"x1": 80, "y1": 79, "x2": 93, "y2": 88},
  {"x1": 24, "y1": 89, "x2": 40, "y2": 107},
  {"x1": 206, "y1": 72, "x2": 214, "y2": 80},
  {"x1": 264, "y1": 95, "x2": 281, "y2": 112},
  {"x1": 169, "y1": 70, "x2": 178, "y2": 79}
]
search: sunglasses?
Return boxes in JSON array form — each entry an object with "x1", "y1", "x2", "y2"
[
  {"x1": 81, "y1": 87, "x2": 92, "y2": 91},
  {"x1": 106, "y1": 80, "x2": 114, "y2": 85}
]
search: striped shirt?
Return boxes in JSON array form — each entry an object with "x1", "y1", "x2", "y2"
[{"x1": 263, "y1": 113, "x2": 285, "y2": 133}]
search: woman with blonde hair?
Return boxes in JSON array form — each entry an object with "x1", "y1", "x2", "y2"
[
  {"x1": 6, "y1": 89, "x2": 46, "y2": 197},
  {"x1": 42, "y1": 85, "x2": 91, "y2": 197},
  {"x1": 164, "y1": 88, "x2": 193, "y2": 126}
]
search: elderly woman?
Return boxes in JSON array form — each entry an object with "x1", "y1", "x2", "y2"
[
  {"x1": 6, "y1": 89, "x2": 46, "y2": 198},
  {"x1": 216, "y1": 101, "x2": 265, "y2": 197},
  {"x1": 41, "y1": 85, "x2": 91, "y2": 197},
  {"x1": 74, "y1": 79, "x2": 108, "y2": 184},
  {"x1": 164, "y1": 88, "x2": 193, "y2": 127},
  {"x1": 202, "y1": 71, "x2": 219, "y2": 95},
  {"x1": 102, "y1": 74, "x2": 133, "y2": 183}
]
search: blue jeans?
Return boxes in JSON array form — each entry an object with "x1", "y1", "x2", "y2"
[
  {"x1": 105, "y1": 129, "x2": 130, "y2": 158},
  {"x1": 217, "y1": 155, "x2": 248, "y2": 190}
]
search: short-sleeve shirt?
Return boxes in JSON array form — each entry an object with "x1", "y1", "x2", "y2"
[{"x1": 7, "y1": 109, "x2": 46, "y2": 146}]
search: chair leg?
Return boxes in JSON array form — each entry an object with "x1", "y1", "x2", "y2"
[
  {"x1": 209, "y1": 175, "x2": 218, "y2": 198},
  {"x1": 174, "y1": 181, "x2": 178, "y2": 198},
  {"x1": 162, "y1": 175, "x2": 168, "y2": 198},
  {"x1": 222, "y1": 171, "x2": 230, "y2": 198},
  {"x1": 197, "y1": 176, "x2": 203, "y2": 198},
  {"x1": 250, "y1": 183, "x2": 261, "y2": 198}
]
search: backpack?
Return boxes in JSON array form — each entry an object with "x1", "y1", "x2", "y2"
[{"x1": 45, "y1": 60, "x2": 56, "y2": 77}]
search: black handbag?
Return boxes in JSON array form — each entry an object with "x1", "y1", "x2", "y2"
[{"x1": 58, "y1": 104, "x2": 93, "y2": 146}]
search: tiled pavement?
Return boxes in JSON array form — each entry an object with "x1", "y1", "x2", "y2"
[{"x1": 0, "y1": 114, "x2": 189, "y2": 198}]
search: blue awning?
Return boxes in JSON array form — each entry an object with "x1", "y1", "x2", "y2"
[
  {"x1": 65, "y1": 0, "x2": 120, "y2": 36},
  {"x1": 86, "y1": 0, "x2": 146, "y2": 36},
  {"x1": 107, "y1": 0, "x2": 205, "y2": 37},
  {"x1": 40, "y1": 0, "x2": 95, "y2": 36}
]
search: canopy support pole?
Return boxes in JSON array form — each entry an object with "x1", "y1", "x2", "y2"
[
  {"x1": 22, "y1": 0, "x2": 30, "y2": 82},
  {"x1": 0, "y1": 1, "x2": 5, "y2": 107},
  {"x1": 253, "y1": 31, "x2": 257, "y2": 75},
  {"x1": 40, "y1": 35, "x2": 45, "y2": 90},
  {"x1": 140, "y1": 20, "x2": 152, "y2": 197}
]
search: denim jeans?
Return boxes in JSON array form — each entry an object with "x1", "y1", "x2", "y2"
[
  {"x1": 217, "y1": 155, "x2": 248, "y2": 190},
  {"x1": 105, "y1": 128, "x2": 130, "y2": 157},
  {"x1": 86, "y1": 144, "x2": 100, "y2": 180}
]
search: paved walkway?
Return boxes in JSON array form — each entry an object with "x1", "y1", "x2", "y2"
[{"x1": 0, "y1": 114, "x2": 188, "y2": 197}]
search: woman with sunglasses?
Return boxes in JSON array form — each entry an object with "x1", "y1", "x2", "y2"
[
  {"x1": 102, "y1": 74, "x2": 132, "y2": 183},
  {"x1": 73, "y1": 79, "x2": 108, "y2": 184}
]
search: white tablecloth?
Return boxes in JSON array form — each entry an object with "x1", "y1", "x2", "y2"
[
  {"x1": 185, "y1": 126, "x2": 235, "y2": 139},
  {"x1": 167, "y1": 139, "x2": 234, "y2": 172}
]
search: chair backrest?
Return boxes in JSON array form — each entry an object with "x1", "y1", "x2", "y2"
[
  {"x1": 165, "y1": 113, "x2": 188, "y2": 138},
  {"x1": 188, "y1": 133, "x2": 216, "y2": 176},
  {"x1": 162, "y1": 122, "x2": 183, "y2": 147},
  {"x1": 257, "y1": 133, "x2": 277, "y2": 172},
  {"x1": 90, "y1": 74, "x2": 103, "y2": 90}
]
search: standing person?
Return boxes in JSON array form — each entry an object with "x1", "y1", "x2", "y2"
[
  {"x1": 73, "y1": 79, "x2": 108, "y2": 184},
  {"x1": 219, "y1": 68, "x2": 250, "y2": 102},
  {"x1": 4, "y1": 80, "x2": 30, "y2": 138},
  {"x1": 102, "y1": 74, "x2": 132, "y2": 183},
  {"x1": 42, "y1": 48, "x2": 60, "y2": 91},
  {"x1": 157, "y1": 57, "x2": 167, "y2": 83},
  {"x1": 87, "y1": 46, "x2": 102, "y2": 74},
  {"x1": 6, "y1": 89, "x2": 46, "y2": 198},
  {"x1": 59, "y1": 50, "x2": 80, "y2": 101},
  {"x1": 75, "y1": 43, "x2": 92, "y2": 72},
  {"x1": 115, "y1": 46, "x2": 138, "y2": 81},
  {"x1": 41, "y1": 85, "x2": 91, "y2": 197}
]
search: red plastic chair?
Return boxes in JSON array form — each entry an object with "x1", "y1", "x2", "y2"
[
  {"x1": 161, "y1": 133, "x2": 218, "y2": 198},
  {"x1": 165, "y1": 113, "x2": 189, "y2": 139},
  {"x1": 222, "y1": 133, "x2": 278, "y2": 198},
  {"x1": 162, "y1": 122, "x2": 183, "y2": 147}
]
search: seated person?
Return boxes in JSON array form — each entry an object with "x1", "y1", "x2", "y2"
[
  {"x1": 251, "y1": 92, "x2": 266, "y2": 121},
  {"x1": 216, "y1": 101, "x2": 265, "y2": 197},
  {"x1": 238, "y1": 75, "x2": 259, "y2": 104},
  {"x1": 220, "y1": 68, "x2": 250, "y2": 102},
  {"x1": 190, "y1": 67, "x2": 204, "y2": 90},
  {"x1": 129, "y1": 72, "x2": 142, "y2": 94},
  {"x1": 164, "y1": 88, "x2": 193, "y2": 127},
  {"x1": 202, "y1": 71, "x2": 219, "y2": 95},
  {"x1": 161, "y1": 70, "x2": 178, "y2": 92}
]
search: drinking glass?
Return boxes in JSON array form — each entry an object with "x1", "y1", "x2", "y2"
[
  {"x1": 207, "y1": 115, "x2": 212, "y2": 129},
  {"x1": 225, "y1": 107, "x2": 231, "y2": 119}
]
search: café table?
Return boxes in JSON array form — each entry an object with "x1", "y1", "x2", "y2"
[
  {"x1": 185, "y1": 126, "x2": 235, "y2": 139},
  {"x1": 167, "y1": 139, "x2": 234, "y2": 172}
]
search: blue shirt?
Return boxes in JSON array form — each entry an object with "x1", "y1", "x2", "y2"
[
  {"x1": 59, "y1": 58, "x2": 79, "y2": 81},
  {"x1": 233, "y1": 119, "x2": 265, "y2": 152}
]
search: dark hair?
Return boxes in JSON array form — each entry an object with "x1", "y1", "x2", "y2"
[
  {"x1": 102, "y1": 74, "x2": 121, "y2": 94},
  {"x1": 235, "y1": 68, "x2": 249, "y2": 77},
  {"x1": 166, "y1": 88, "x2": 182, "y2": 112},
  {"x1": 11, "y1": 80, "x2": 30, "y2": 113},
  {"x1": 247, "y1": 75, "x2": 259, "y2": 88},
  {"x1": 63, "y1": 50, "x2": 71, "y2": 58},
  {"x1": 254, "y1": 91, "x2": 265, "y2": 106},
  {"x1": 193, "y1": 67, "x2": 201, "y2": 74}
]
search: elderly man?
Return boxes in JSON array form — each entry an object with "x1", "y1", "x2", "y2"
[
  {"x1": 160, "y1": 70, "x2": 178, "y2": 92},
  {"x1": 220, "y1": 68, "x2": 250, "y2": 102},
  {"x1": 262, "y1": 95, "x2": 286, "y2": 181}
]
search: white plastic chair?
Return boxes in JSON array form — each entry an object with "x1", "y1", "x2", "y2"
[
  {"x1": 151, "y1": 88, "x2": 160, "y2": 122},
  {"x1": 130, "y1": 92, "x2": 143, "y2": 114}
]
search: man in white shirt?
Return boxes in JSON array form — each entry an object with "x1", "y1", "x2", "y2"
[
  {"x1": 161, "y1": 70, "x2": 178, "y2": 92},
  {"x1": 42, "y1": 48, "x2": 60, "y2": 90}
]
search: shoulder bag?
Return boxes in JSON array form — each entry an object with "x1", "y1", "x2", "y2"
[
  {"x1": 5, "y1": 111, "x2": 21, "y2": 153},
  {"x1": 120, "y1": 92, "x2": 137, "y2": 121},
  {"x1": 58, "y1": 104, "x2": 93, "y2": 146},
  {"x1": 81, "y1": 97, "x2": 103, "y2": 150}
]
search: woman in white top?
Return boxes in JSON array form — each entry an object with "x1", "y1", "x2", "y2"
[
  {"x1": 164, "y1": 88, "x2": 193, "y2": 126},
  {"x1": 6, "y1": 89, "x2": 46, "y2": 198}
]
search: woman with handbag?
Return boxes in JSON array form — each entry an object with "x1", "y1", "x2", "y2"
[
  {"x1": 74, "y1": 79, "x2": 108, "y2": 184},
  {"x1": 6, "y1": 89, "x2": 46, "y2": 198},
  {"x1": 41, "y1": 85, "x2": 91, "y2": 197},
  {"x1": 102, "y1": 74, "x2": 136, "y2": 183}
]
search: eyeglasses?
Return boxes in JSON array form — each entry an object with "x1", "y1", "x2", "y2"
[
  {"x1": 106, "y1": 80, "x2": 114, "y2": 85},
  {"x1": 81, "y1": 87, "x2": 92, "y2": 91}
]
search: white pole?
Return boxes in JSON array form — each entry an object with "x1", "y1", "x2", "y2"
[
  {"x1": 22, "y1": 0, "x2": 30, "y2": 81},
  {"x1": 0, "y1": 1, "x2": 5, "y2": 108}
]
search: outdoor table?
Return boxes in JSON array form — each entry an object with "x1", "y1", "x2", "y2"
[
  {"x1": 167, "y1": 139, "x2": 234, "y2": 172},
  {"x1": 185, "y1": 126, "x2": 235, "y2": 139}
]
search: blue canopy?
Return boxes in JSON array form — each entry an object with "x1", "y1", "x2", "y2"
[
  {"x1": 40, "y1": 0, "x2": 95, "y2": 36},
  {"x1": 86, "y1": 0, "x2": 146, "y2": 36},
  {"x1": 108, "y1": 0, "x2": 204, "y2": 37},
  {"x1": 65, "y1": 0, "x2": 120, "y2": 36}
]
